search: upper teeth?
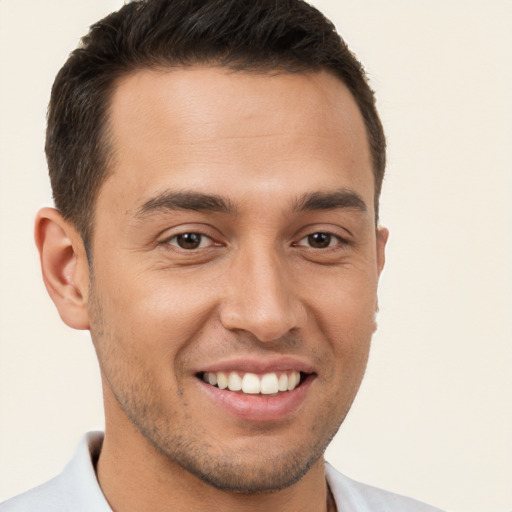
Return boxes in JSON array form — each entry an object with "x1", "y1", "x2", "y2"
[{"x1": 202, "y1": 371, "x2": 302, "y2": 395}]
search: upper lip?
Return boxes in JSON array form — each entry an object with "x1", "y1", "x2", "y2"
[{"x1": 196, "y1": 356, "x2": 315, "y2": 375}]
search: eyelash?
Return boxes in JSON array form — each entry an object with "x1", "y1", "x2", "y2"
[
  {"x1": 163, "y1": 232, "x2": 218, "y2": 250},
  {"x1": 293, "y1": 232, "x2": 347, "y2": 250},
  {"x1": 162, "y1": 231, "x2": 348, "y2": 251}
]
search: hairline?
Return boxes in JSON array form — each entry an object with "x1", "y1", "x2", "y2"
[{"x1": 82, "y1": 62, "x2": 380, "y2": 260}]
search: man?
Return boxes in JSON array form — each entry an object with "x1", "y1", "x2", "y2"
[{"x1": 1, "y1": 0, "x2": 443, "y2": 510}]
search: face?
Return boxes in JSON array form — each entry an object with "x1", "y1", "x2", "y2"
[{"x1": 87, "y1": 67, "x2": 387, "y2": 493}]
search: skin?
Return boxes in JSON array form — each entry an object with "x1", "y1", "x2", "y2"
[{"x1": 36, "y1": 67, "x2": 388, "y2": 512}]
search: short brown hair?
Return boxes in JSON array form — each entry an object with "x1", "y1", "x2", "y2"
[{"x1": 46, "y1": 0, "x2": 386, "y2": 247}]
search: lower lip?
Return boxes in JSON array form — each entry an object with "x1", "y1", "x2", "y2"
[{"x1": 197, "y1": 375, "x2": 314, "y2": 422}]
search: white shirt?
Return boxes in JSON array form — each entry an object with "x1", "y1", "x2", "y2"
[{"x1": 0, "y1": 432, "x2": 444, "y2": 511}]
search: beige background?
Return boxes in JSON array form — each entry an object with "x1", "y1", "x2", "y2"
[{"x1": 0, "y1": 1, "x2": 511, "y2": 510}]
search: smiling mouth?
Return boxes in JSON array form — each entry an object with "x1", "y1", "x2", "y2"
[{"x1": 198, "y1": 371, "x2": 308, "y2": 395}]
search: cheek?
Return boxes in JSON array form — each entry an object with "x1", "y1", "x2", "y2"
[
  {"x1": 89, "y1": 265, "x2": 220, "y2": 368},
  {"x1": 301, "y1": 270, "x2": 377, "y2": 375},
  {"x1": 303, "y1": 266, "x2": 378, "y2": 333}
]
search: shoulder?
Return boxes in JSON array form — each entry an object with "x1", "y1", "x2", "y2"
[
  {"x1": 326, "y1": 463, "x2": 445, "y2": 512},
  {"x1": 0, "y1": 475, "x2": 67, "y2": 512},
  {"x1": 0, "y1": 432, "x2": 110, "y2": 512}
]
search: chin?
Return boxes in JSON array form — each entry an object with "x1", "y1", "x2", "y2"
[
  {"x1": 135, "y1": 416, "x2": 338, "y2": 495},
  {"x1": 171, "y1": 447, "x2": 321, "y2": 494}
]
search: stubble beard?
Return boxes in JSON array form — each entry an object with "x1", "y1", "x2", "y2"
[
  {"x1": 115, "y1": 392, "x2": 342, "y2": 494},
  {"x1": 88, "y1": 282, "x2": 355, "y2": 495}
]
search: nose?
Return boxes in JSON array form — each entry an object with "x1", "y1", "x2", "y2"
[{"x1": 219, "y1": 248, "x2": 306, "y2": 342}]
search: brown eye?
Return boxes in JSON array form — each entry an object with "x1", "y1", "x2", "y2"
[
  {"x1": 306, "y1": 232, "x2": 333, "y2": 248},
  {"x1": 169, "y1": 233, "x2": 210, "y2": 250}
]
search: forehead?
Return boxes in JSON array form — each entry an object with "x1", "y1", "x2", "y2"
[{"x1": 101, "y1": 66, "x2": 373, "y2": 215}]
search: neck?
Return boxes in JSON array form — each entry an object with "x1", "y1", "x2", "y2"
[{"x1": 97, "y1": 425, "x2": 332, "y2": 512}]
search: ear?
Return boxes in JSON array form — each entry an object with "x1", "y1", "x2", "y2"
[
  {"x1": 35, "y1": 207, "x2": 91, "y2": 330},
  {"x1": 376, "y1": 226, "x2": 389, "y2": 277},
  {"x1": 373, "y1": 226, "x2": 389, "y2": 331}
]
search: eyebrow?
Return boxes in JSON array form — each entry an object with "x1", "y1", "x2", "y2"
[
  {"x1": 135, "y1": 187, "x2": 367, "y2": 220},
  {"x1": 292, "y1": 189, "x2": 367, "y2": 213},
  {"x1": 135, "y1": 191, "x2": 237, "y2": 218}
]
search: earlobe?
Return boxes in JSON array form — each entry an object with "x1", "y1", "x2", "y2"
[{"x1": 35, "y1": 207, "x2": 90, "y2": 330}]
